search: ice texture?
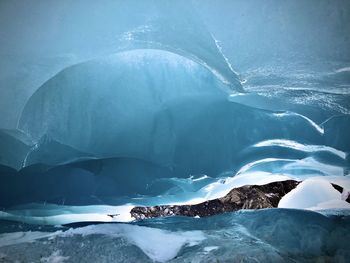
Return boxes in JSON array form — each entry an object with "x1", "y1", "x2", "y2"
[
  {"x1": 0, "y1": 224, "x2": 205, "y2": 263},
  {"x1": 0, "y1": 129, "x2": 32, "y2": 169},
  {"x1": 19, "y1": 49, "x2": 230, "y2": 164},
  {"x1": 0, "y1": 209, "x2": 349, "y2": 262},
  {"x1": 0, "y1": 1, "x2": 350, "y2": 261},
  {"x1": 63, "y1": 224, "x2": 205, "y2": 262}
]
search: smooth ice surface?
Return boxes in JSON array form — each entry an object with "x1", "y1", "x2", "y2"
[
  {"x1": 19, "y1": 49, "x2": 232, "y2": 164},
  {"x1": 0, "y1": 0, "x2": 245, "y2": 129}
]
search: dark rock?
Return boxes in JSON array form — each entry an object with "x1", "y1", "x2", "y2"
[
  {"x1": 131, "y1": 180, "x2": 300, "y2": 220},
  {"x1": 331, "y1": 183, "x2": 343, "y2": 193},
  {"x1": 331, "y1": 183, "x2": 350, "y2": 203},
  {"x1": 107, "y1": 213, "x2": 120, "y2": 218}
]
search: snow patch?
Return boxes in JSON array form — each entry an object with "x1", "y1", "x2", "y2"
[
  {"x1": 0, "y1": 224, "x2": 205, "y2": 262},
  {"x1": 278, "y1": 178, "x2": 342, "y2": 209},
  {"x1": 40, "y1": 250, "x2": 69, "y2": 263},
  {"x1": 203, "y1": 246, "x2": 219, "y2": 252},
  {"x1": 253, "y1": 139, "x2": 346, "y2": 159},
  {"x1": 63, "y1": 224, "x2": 205, "y2": 262},
  {"x1": 203, "y1": 171, "x2": 293, "y2": 201}
]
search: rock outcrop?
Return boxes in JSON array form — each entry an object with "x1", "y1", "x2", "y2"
[
  {"x1": 331, "y1": 183, "x2": 350, "y2": 202},
  {"x1": 131, "y1": 180, "x2": 300, "y2": 220}
]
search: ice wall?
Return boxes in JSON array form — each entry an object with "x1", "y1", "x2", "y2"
[
  {"x1": 197, "y1": 0, "x2": 350, "y2": 69},
  {"x1": 18, "y1": 49, "x2": 230, "y2": 164},
  {"x1": 1, "y1": 0, "x2": 350, "y2": 129},
  {"x1": 0, "y1": 0, "x2": 242, "y2": 129}
]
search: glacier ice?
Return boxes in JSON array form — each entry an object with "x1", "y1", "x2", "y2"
[
  {"x1": 0, "y1": 209, "x2": 350, "y2": 262},
  {"x1": 0, "y1": 157, "x2": 179, "y2": 208},
  {"x1": 0, "y1": 224, "x2": 205, "y2": 262},
  {"x1": 0, "y1": 129, "x2": 32, "y2": 169},
  {"x1": 1, "y1": 1, "x2": 350, "y2": 262},
  {"x1": 323, "y1": 115, "x2": 350, "y2": 152},
  {"x1": 18, "y1": 48, "x2": 340, "y2": 177},
  {"x1": 19, "y1": 49, "x2": 232, "y2": 164},
  {"x1": 23, "y1": 134, "x2": 95, "y2": 168},
  {"x1": 63, "y1": 224, "x2": 205, "y2": 263},
  {"x1": 115, "y1": 0, "x2": 243, "y2": 90},
  {"x1": 0, "y1": 0, "x2": 244, "y2": 129}
]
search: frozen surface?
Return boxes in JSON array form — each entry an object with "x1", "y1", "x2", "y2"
[
  {"x1": 0, "y1": 1, "x2": 350, "y2": 262},
  {"x1": 0, "y1": 223, "x2": 205, "y2": 263},
  {"x1": 40, "y1": 250, "x2": 69, "y2": 263},
  {"x1": 279, "y1": 178, "x2": 343, "y2": 209},
  {"x1": 0, "y1": 209, "x2": 349, "y2": 262},
  {"x1": 63, "y1": 224, "x2": 205, "y2": 262},
  {"x1": 0, "y1": 230, "x2": 59, "y2": 248}
]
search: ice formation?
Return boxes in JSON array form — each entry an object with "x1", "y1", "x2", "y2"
[{"x1": 0, "y1": 0, "x2": 350, "y2": 262}]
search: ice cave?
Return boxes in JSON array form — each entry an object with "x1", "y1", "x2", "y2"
[{"x1": 0, "y1": 0, "x2": 350, "y2": 262}]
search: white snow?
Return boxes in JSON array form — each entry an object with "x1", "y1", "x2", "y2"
[
  {"x1": 236, "y1": 157, "x2": 345, "y2": 178},
  {"x1": 272, "y1": 112, "x2": 324, "y2": 134},
  {"x1": 0, "y1": 174, "x2": 349, "y2": 228},
  {"x1": 307, "y1": 200, "x2": 350, "y2": 210},
  {"x1": 0, "y1": 224, "x2": 205, "y2": 262},
  {"x1": 203, "y1": 171, "x2": 293, "y2": 201},
  {"x1": 130, "y1": 174, "x2": 349, "y2": 211},
  {"x1": 253, "y1": 139, "x2": 346, "y2": 159},
  {"x1": 278, "y1": 178, "x2": 342, "y2": 209},
  {"x1": 63, "y1": 224, "x2": 205, "y2": 262},
  {"x1": 335, "y1": 66, "x2": 350, "y2": 73},
  {"x1": 203, "y1": 246, "x2": 219, "y2": 252},
  {"x1": 341, "y1": 189, "x2": 350, "y2": 201},
  {"x1": 235, "y1": 158, "x2": 292, "y2": 175},
  {"x1": 40, "y1": 250, "x2": 69, "y2": 263}
]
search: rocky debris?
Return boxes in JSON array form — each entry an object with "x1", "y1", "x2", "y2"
[
  {"x1": 107, "y1": 213, "x2": 120, "y2": 218},
  {"x1": 331, "y1": 183, "x2": 350, "y2": 202},
  {"x1": 131, "y1": 180, "x2": 300, "y2": 220}
]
